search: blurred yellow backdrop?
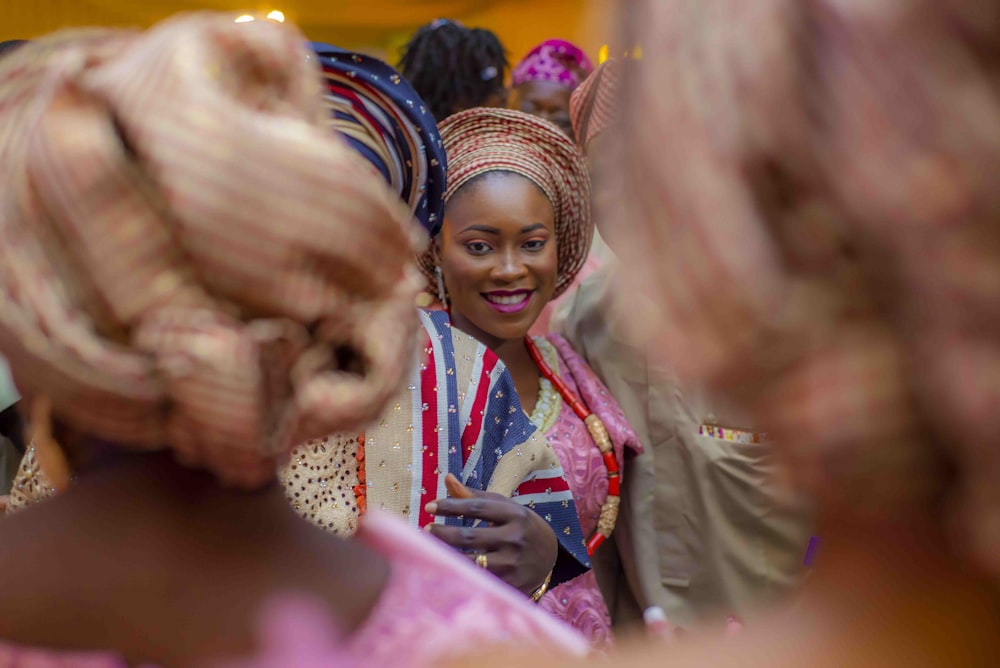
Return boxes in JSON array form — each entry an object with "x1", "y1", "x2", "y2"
[{"x1": 5, "y1": 0, "x2": 619, "y2": 70}]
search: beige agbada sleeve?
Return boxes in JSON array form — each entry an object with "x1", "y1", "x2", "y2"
[{"x1": 559, "y1": 261, "x2": 814, "y2": 628}]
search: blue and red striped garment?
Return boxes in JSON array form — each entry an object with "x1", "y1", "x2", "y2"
[{"x1": 283, "y1": 309, "x2": 590, "y2": 570}]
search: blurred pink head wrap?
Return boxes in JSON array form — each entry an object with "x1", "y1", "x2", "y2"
[
  {"x1": 0, "y1": 14, "x2": 424, "y2": 488},
  {"x1": 512, "y1": 39, "x2": 593, "y2": 89}
]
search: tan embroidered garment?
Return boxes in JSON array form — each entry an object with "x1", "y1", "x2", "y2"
[{"x1": 561, "y1": 262, "x2": 813, "y2": 628}]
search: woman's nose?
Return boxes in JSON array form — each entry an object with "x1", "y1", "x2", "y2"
[{"x1": 491, "y1": 250, "x2": 528, "y2": 282}]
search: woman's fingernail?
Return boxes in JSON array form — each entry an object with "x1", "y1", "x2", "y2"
[
  {"x1": 424, "y1": 502, "x2": 438, "y2": 514},
  {"x1": 423, "y1": 524, "x2": 434, "y2": 532}
]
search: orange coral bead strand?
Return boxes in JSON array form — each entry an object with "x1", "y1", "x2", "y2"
[{"x1": 352, "y1": 432, "x2": 367, "y2": 515}]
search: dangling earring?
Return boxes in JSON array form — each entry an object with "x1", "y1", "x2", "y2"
[{"x1": 435, "y1": 266, "x2": 448, "y2": 310}]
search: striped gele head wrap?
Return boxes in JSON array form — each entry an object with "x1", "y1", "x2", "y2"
[
  {"x1": 311, "y1": 43, "x2": 447, "y2": 236},
  {"x1": 420, "y1": 108, "x2": 592, "y2": 299},
  {"x1": 0, "y1": 14, "x2": 425, "y2": 489},
  {"x1": 570, "y1": 58, "x2": 625, "y2": 151}
]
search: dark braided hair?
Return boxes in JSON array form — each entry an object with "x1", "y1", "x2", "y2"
[{"x1": 398, "y1": 20, "x2": 508, "y2": 122}]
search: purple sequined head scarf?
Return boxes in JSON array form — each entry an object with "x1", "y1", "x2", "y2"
[{"x1": 512, "y1": 39, "x2": 593, "y2": 89}]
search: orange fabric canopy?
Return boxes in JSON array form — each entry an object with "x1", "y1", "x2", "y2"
[{"x1": 6, "y1": 0, "x2": 615, "y2": 69}]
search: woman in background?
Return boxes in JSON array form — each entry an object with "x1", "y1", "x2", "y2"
[
  {"x1": 509, "y1": 40, "x2": 602, "y2": 335},
  {"x1": 423, "y1": 107, "x2": 642, "y2": 648},
  {"x1": 509, "y1": 39, "x2": 593, "y2": 140},
  {"x1": 0, "y1": 15, "x2": 586, "y2": 667}
]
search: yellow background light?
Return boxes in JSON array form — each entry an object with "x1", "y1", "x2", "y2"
[{"x1": 11, "y1": 1, "x2": 617, "y2": 68}]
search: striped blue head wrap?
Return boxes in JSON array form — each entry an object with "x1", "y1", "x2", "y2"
[{"x1": 310, "y1": 43, "x2": 447, "y2": 236}]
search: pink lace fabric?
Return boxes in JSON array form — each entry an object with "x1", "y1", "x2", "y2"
[
  {"x1": 0, "y1": 513, "x2": 586, "y2": 668},
  {"x1": 536, "y1": 335, "x2": 643, "y2": 649}
]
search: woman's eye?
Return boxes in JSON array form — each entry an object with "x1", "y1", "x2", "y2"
[
  {"x1": 524, "y1": 239, "x2": 547, "y2": 251},
  {"x1": 465, "y1": 241, "x2": 492, "y2": 255}
]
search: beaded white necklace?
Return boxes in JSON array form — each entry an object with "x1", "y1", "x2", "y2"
[{"x1": 527, "y1": 337, "x2": 563, "y2": 434}]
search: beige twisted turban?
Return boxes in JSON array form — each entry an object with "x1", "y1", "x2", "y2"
[
  {"x1": 621, "y1": 0, "x2": 1000, "y2": 576},
  {"x1": 0, "y1": 14, "x2": 425, "y2": 487}
]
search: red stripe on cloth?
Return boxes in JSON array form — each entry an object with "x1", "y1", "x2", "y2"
[
  {"x1": 460, "y1": 350, "x2": 499, "y2": 468},
  {"x1": 516, "y1": 473, "x2": 571, "y2": 497},
  {"x1": 418, "y1": 337, "x2": 439, "y2": 527}
]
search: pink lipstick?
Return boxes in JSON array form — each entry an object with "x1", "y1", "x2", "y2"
[{"x1": 482, "y1": 289, "x2": 533, "y2": 314}]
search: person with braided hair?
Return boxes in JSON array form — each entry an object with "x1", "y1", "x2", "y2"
[
  {"x1": 420, "y1": 107, "x2": 643, "y2": 648},
  {"x1": 398, "y1": 19, "x2": 508, "y2": 122}
]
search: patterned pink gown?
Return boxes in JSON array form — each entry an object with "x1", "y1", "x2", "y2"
[
  {"x1": 531, "y1": 335, "x2": 643, "y2": 648},
  {"x1": 0, "y1": 512, "x2": 586, "y2": 668}
]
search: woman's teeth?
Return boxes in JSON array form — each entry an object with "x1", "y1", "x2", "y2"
[{"x1": 486, "y1": 293, "x2": 528, "y2": 305}]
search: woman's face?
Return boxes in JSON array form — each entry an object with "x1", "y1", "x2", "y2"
[
  {"x1": 438, "y1": 173, "x2": 558, "y2": 349},
  {"x1": 510, "y1": 81, "x2": 574, "y2": 138}
]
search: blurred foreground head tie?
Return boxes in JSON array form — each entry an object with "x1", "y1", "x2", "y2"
[
  {"x1": 621, "y1": 0, "x2": 1000, "y2": 576},
  {"x1": 0, "y1": 13, "x2": 424, "y2": 488}
]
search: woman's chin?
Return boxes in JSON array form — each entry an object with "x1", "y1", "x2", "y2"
[
  {"x1": 478, "y1": 318, "x2": 536, "y2": 346},
  {"x1": 454, "y1": 301, "x2": 545, "y2": 347}
]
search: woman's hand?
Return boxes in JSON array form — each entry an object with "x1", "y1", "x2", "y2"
[{"x1": 425, "y1": 474, "x2": 558, "y2": 596}]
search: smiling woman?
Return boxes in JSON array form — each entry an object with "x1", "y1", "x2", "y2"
[
  {"x1": 422, "y1": 107, "x2": 643, "y2": 649},
  {"x1": 439, "y1": 171, "x2": 558, "y2": 352}
]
